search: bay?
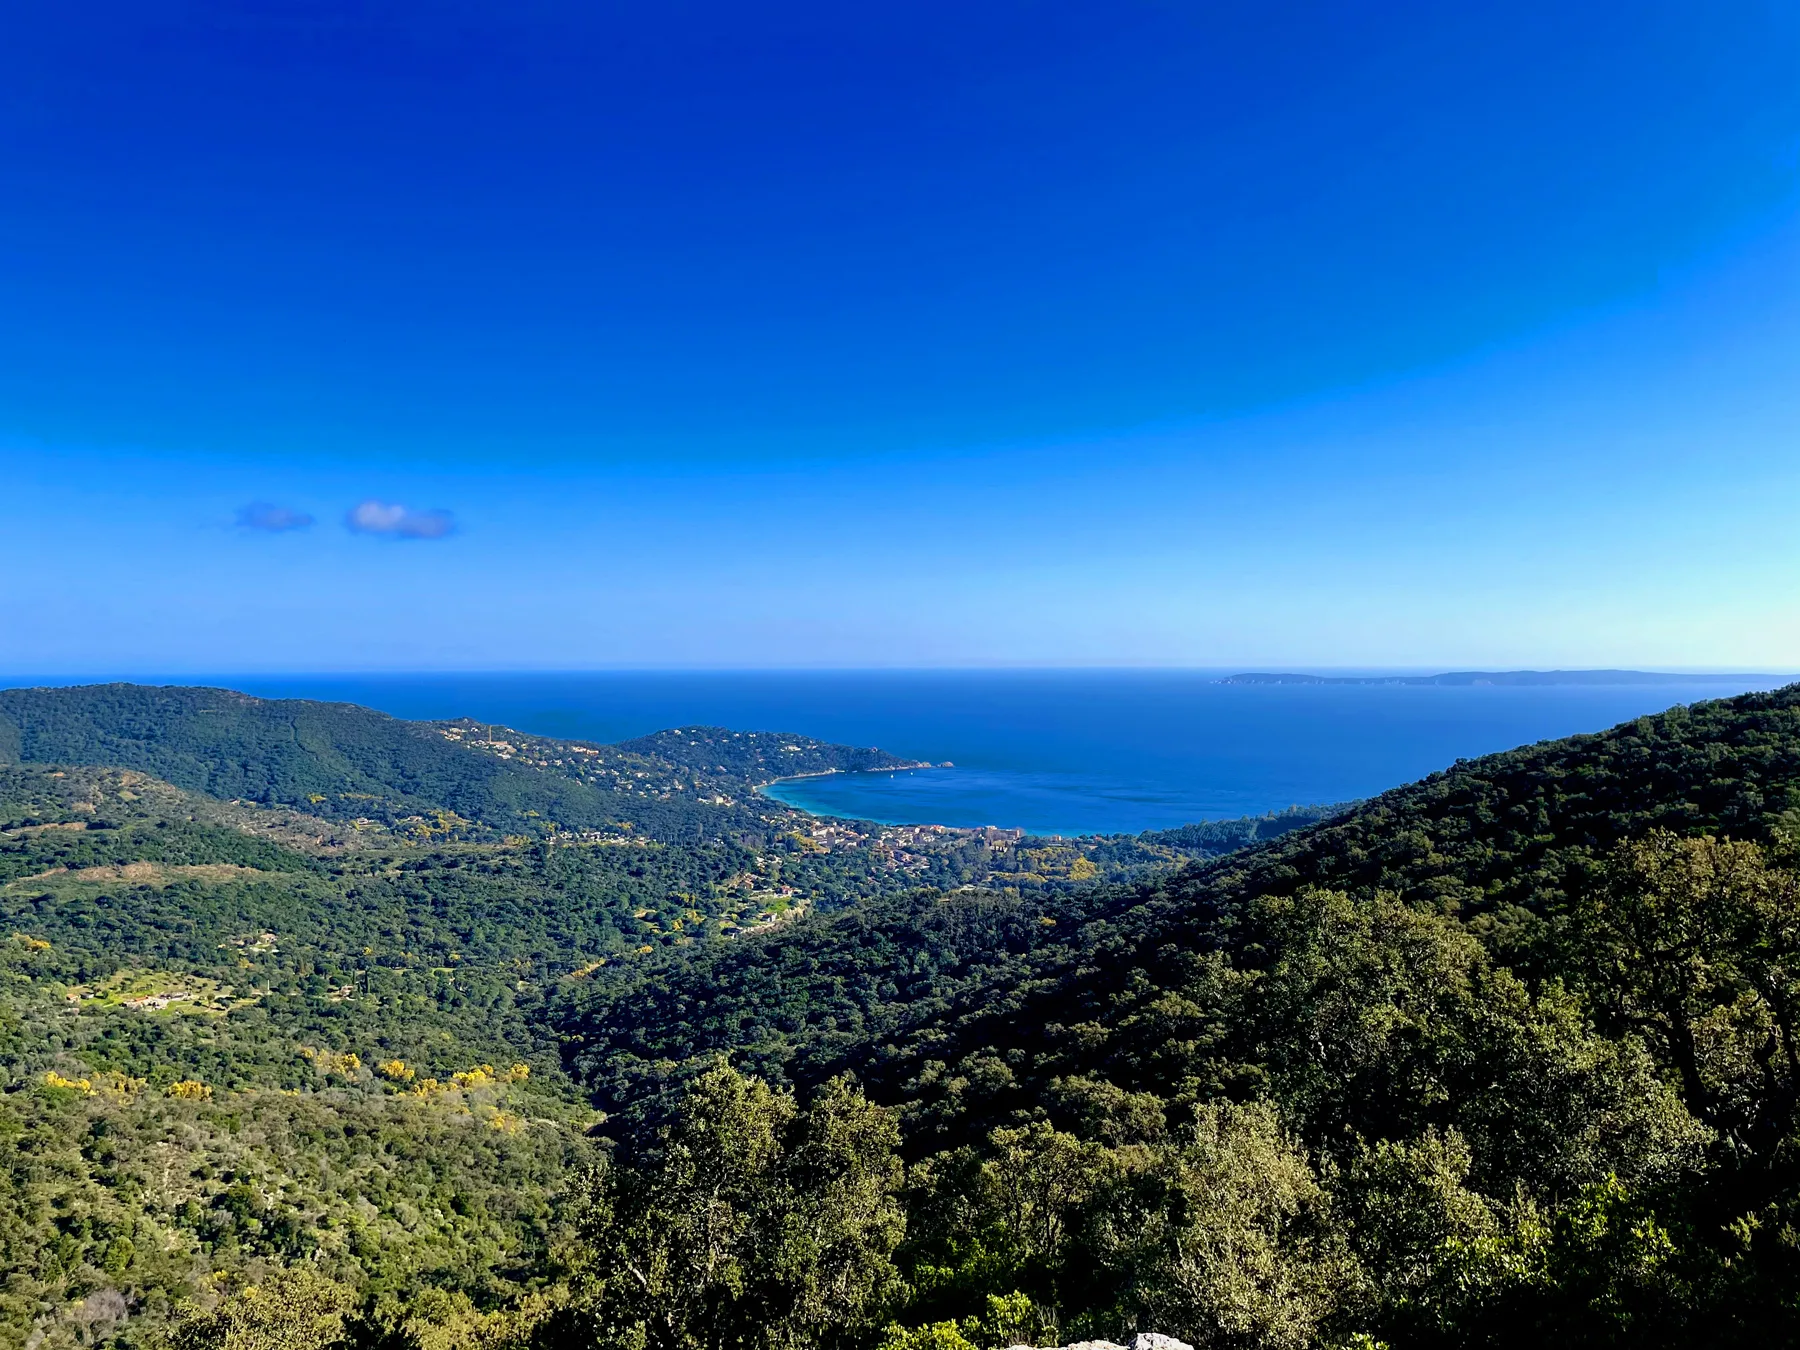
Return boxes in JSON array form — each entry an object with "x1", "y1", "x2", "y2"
[{"x1": 38, "y1": 669, "x2": 1785, "y2": 837}]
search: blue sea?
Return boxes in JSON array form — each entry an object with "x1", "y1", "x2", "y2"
[{"x1": 33, "y1": 669, "x2": 1785, "y2": 838}]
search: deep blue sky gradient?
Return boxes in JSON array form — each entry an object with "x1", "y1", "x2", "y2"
[{"x1": 4, "y1": 2, "x2": 1800, "y2": 669}]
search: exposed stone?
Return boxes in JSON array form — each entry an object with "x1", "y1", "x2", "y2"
[
  {"x1": 1003, "y1": 1336, "x2": 1191, "y2": 1350},
  {"x1": 1132, "y1": 1336, "x2": 1195, "y2": 1350}
]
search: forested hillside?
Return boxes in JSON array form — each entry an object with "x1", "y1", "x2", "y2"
[
  {"x1": 11, "y1": 683, "x2": 1800, "y2": 1348},
  {"x1": 0, "y1": 685, "x2": 922, "y2": 843},
  {"x1": 556, "y1": 685, "x2": 1800, "y2": 1347},
  {"x1": 0, "y1": 685, "x2": 1310, "y2": 1349},
  {"x1": 562, "y1": 691, "x2": 1800, "y2": 1112}
]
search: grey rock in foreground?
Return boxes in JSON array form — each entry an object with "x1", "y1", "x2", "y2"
[{"x1": 1007, "y1": 1336, "x2": 1194, "y2": 1350}]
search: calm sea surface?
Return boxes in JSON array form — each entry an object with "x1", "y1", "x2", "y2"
[{"x1": 19, "y1": 672, "x2": 1791, "y2": 837}]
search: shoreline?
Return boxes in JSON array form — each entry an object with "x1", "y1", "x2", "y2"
[
  {"x1": 758, "y1": 765, "x2": 1064, "y2": 841},
  {"x1": 755, "y1": 763, "x2": 1101, "y2": 841},
  {"x1": 754, "y1": 761, "x2": 946, "y2": 826},
  {"x1": 753, "y1": 760, "x2": 933, "y2": 796}
]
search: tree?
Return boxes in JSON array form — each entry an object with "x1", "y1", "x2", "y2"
[
  {"x1": 565, "y1": 1063, "x2": 905, "y2": 1350},
  {"x1": 166, "y1": 1268, "x2": 355, "y2": 1350},
  {"x1": 1574, "y1": 833, "x2": 1800, "y2": 1156},
  {"x1": 1084, "y1": 1100, "x2": 1353, "y2": 1350}
]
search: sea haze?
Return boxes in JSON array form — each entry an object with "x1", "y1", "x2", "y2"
[{"x1": 20, "y1": 669, "x2": 1780, "y2": 837}]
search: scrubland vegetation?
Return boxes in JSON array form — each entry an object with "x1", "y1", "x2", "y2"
[{"x1": 7, "y1": 684, "x2": 1800, "y2": 1347}]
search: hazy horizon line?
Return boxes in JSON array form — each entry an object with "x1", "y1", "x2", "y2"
[{"x1": 2, "y1": 665, "x2": 1793, "y2": 682}]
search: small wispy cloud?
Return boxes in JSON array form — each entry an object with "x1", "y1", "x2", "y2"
[
  {"x1": 236, "y1": 502, "x2": 315, "y2": 532},
  {"x1": 346, "y1": 499, "x2": 456, "y2": 539}
]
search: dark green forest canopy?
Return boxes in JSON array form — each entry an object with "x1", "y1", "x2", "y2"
[
  {"x1": 513, "y1": 683, "x2": 1800, "y2": 1349},
  {"x1": 559, "y1": 684, "x2": 1800, "y2": 1130},
  {"x1": 0, "y1": 689, "x2": 1317, "y2": 1348},
  {"x1": 540, "y1": 684, "x2": 1800, "y2": 1349},
  {"x1": 12, "y1": 682, "x2": 1800, "y2": 1347}
]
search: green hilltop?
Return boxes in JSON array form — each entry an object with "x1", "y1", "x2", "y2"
[{"x1": 0, "y1": 683, "x2": 925, "y2": 842}]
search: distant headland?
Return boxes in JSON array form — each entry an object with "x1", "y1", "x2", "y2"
[{"x1": 1218, "y1": 669, "x2": 1787, "y2": 687}]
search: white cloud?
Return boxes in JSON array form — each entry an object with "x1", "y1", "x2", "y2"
[{"x1": 345, "y1": 499, "x2": 455, "y2": 539}]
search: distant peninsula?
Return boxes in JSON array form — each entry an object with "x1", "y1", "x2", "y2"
[{"x1": 1218, "y1": 669, "x2": 1784, "y2": 687}]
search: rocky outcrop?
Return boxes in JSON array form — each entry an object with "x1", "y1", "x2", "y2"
[{"x1": 1007, "y1": 1336, "x2": 1194, "y2": 1350}]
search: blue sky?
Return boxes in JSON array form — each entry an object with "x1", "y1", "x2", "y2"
[{"x1": 3, "y1": 1, "x2": 1799, "y2": 671}]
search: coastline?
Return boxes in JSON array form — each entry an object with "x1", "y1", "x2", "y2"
[
  {"x1": 755, "y1": 762, "x2": 936, "y2": 822},
  {"x1": 754, "y1": 760, "x2": 932, "y2": 795},
  {"x1": 759, "y1": 764, "x2": 1066, "y2": 844}
]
